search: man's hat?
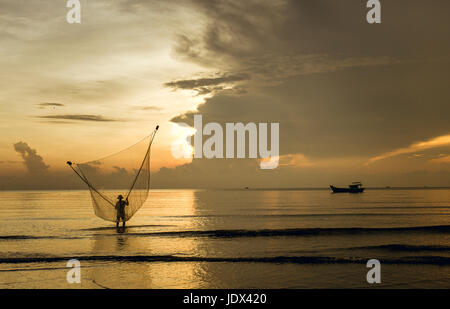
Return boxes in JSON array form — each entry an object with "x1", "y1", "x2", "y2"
[{"x1": 117, "y1": 195, "x2": 123, "y2": 199}]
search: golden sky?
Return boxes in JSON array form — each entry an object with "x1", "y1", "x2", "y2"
[
  {"x1": 0, "y1": 0, "x2": 449, "y2": 189},
  {"x1": 0, "y1": 1, "x2": 209, "y2": 171}
]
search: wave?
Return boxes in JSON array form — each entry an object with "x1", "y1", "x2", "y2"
[
  {"x1": 2, "y1": 225, "x2": 450, "y2": 241},
  {"x1": 159, "y1": 213, "x2": 450, "y2": 218},
  {"x1": 1, "y1": 255, "x2": 450, "y2": 265},
  {"x1": 0, "y1": 235, "x2": 84, "y2": 240},
  {"x1": 0, "y1": 266, "x2": 75, "y2": 273},
  {"x1": 349, "y1": 244, "x2": 450, "y2": 252},
  {"x1": 122, "y1": 225, "x2": 450, "y2": 238}
]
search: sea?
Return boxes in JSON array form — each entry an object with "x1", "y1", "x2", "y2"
[{"x1": 0, "y1": 189, "x2": 449, "y2": 289}]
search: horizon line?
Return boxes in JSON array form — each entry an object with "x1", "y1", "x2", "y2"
[{"x1": 0, "y1": 186, "x2": 449, "y2": 192}]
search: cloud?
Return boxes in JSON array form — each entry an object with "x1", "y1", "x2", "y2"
[
  {"x1": 277, "y1": 153, "x2": 314, "y2": 168},
  {"x1": 35, "y1": 114, "x2": 120, "y2": 122},
  {"x1": 13, "y1": 141, "x2": 49, "y2": 174},
  {"x1": 157, "y1": 0, "x2": 450, "y2": 188},
  {"x1": 2, "y1": 142, "x2": 143, "y2": 190},
  {"x1": 164, "y1": 73, "x2": 249, "y2": 90},
  {"x1": 367, "y1": 134, "x2": 450, "y2": 164},
  {"x1": 132, "y1": 105, "x2": 163, "y2": 111},
  {"x1": 171, "y1": 0, "x2": 450, "y2": 86},
  {"x1": 430, "y1": 155, "x2": 450, "y2": 164},
  {"x1": 171, "y1": 60, "x2": 450, "y2": 160},
  {"x1": 73, "y1": 163, "x2": 136, "y2": 190},
  {"x1": 175, "y1": 0, "x2": 450, "y2": 65},
  {"x1": 167, "y1": 0, "x2": 450, "y2": 162},
  {"x1": 36, "y1": 103, "x2": 65, "y2": 109},
  {"x1": 164, "y1": 73, "x2": 249, "y2": 95}
]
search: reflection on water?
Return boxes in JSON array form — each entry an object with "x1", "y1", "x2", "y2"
[
  {"x1": 88, "y1": 189, "x2": 204, "y2": 288},
  {"x1": 0, "y1": 189, "x2": 449, "y2": 288}
]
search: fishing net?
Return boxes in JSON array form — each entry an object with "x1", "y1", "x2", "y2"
[{"x1": 68, "y1": 126, "x2": 158, "y2": 222}]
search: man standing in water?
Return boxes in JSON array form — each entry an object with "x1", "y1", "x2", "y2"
[{"x1": 115, "y1": 195, "x2": 129, "y2": 228}]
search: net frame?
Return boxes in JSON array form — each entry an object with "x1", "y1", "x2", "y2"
[{"x1": 67, "y1": 126, "x2": 158, "y2": 222}]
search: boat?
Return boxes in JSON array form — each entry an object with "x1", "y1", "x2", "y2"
[{"x1": 330, "y1": 182, "x2": 365, "y2": 193}]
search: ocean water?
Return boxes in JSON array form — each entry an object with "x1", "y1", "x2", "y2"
[{"x1": 0, "y1": 189, "x2": 449, "y2": 289}]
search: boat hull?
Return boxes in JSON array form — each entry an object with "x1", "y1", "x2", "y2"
[{"x1": 330, "y1": 185, "x2": 364, "y2": 193}]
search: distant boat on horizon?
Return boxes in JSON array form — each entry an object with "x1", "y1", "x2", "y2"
[{"x1": 330, "y1": 182, "x2": 365, "y2": 193}]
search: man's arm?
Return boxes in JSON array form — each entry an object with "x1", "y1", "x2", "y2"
[{"x1": 125, "y1": 197, "x2": 129, "y2": 206}]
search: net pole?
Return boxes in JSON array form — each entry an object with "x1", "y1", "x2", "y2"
[{"x1": 125, "y1": 125, "x2": 159, "y2": 199}]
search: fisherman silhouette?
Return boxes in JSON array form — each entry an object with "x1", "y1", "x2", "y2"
[{"x1": 115, "y1": 195, "x2": 129, "y2": 228}]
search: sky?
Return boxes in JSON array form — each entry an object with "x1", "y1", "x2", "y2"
[{"x1": 0, "y1": 0, "x2": 449, "y2": 189}]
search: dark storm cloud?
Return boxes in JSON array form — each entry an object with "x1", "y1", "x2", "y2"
[
  {"x1": 35, "y1": 114, "x2": 120, "y2": 122},
  {"x1": 170, "y1": 0, "x2": 450, "y2": 84},
  {"x1": 169, "y1": 0, "x2": 450, "y2": 158},
  {"x1": 171, "y1": 60, "x2": 450, "y2": 159},
  {"x1": 13, "y1": 142, "x2": 49, "y2": 174},
  {"x1": 170, "y1": 0, "x2": 404, "y2": 85},
  {"x1": 158, "y1": 0, "x2": 450, "y2": 187},
  {"x1": 177, "y1": 0, "x2": 450, "y2": 63}
]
